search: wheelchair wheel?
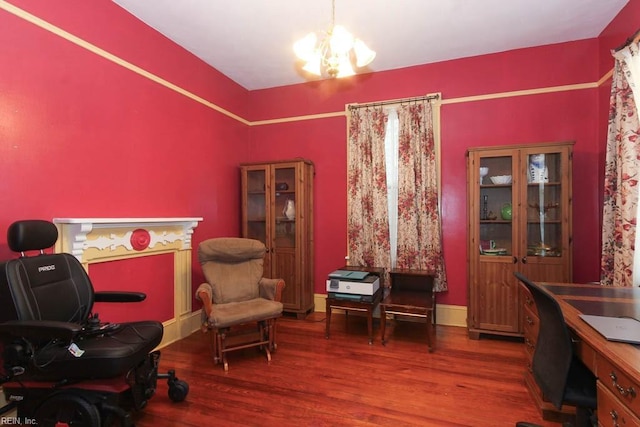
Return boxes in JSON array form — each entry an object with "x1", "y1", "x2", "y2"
[
  {"x1": 168, "y1": 379, "x2": 189, "y2": 402},
  {"x1": 34, "y1": 392, "x2": 101, "y2": 427}
]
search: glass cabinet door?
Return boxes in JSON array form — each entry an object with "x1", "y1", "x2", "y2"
[
  {"x1": 273, "y1": 166, "x2": 296, "y2": 249},
  {"x1": 524, "y1": 151, "x2": 563, "y2": 258},
  {"x1": 478, "y1": 155, "x2": 514, "y2": 257},
  {"x1": 244, "y1": 168, "x2": 268, "y2": 243}
]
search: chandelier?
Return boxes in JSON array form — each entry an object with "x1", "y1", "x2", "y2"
[{"x1": 293, "y1": 0, "x2": 376, "y2": 79}]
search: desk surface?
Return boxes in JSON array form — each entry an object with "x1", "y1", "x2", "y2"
[{"x1": 540, "y1": 282, "x2": 640, "y2": 386}]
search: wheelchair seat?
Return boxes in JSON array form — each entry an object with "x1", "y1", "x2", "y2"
[{"x1": 0, "y1": 220, "x2": 188, "y2": 426}]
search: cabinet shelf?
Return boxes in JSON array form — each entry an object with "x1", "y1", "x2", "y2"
[
  {"x1": 275, "y1": 217, "x2": 295, "y2": 223},
  {"x1": 527, "y1": 181, "x2": 561, "y2": 186},
  {"x1": 481, "y1": 184, "x2": 512, "y2": 188}
]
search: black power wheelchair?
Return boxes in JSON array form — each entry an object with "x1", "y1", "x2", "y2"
[{"x1": 0, "y1": 220, "x2": 189, "y2": 426}]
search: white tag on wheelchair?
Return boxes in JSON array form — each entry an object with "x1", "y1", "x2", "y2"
[{"x1": 68, "y1": 343, "x2": 85, "y2": 357}]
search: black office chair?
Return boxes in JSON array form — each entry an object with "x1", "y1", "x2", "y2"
[
  {"x1": 0, "y1": 220, "x2": 189, "y2": 426},
  {"x1": 514, "y1": 272, "x2": 597, "y2": 427}
]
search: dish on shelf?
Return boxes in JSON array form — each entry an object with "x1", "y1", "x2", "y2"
[
  {"x1": 490, "y1": 175, "x2": 512, "y2": 185},
  {"x1": 527, "y1": 244, "x2": 558, "y2": 256},
  {"x1": 482, "y1": 248, "x2": 507, "y2": 255}
]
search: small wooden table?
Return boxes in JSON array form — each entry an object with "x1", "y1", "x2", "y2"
[
  {"x1": 325, "y1": 266, "x2": 385, "y2": 345},
  {"x1": 380, "y1": 269, "x2": 436, "y2": 352}
]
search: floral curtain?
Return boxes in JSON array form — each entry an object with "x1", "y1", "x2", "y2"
[
  {"x1": 601, "y1": 48, "x2": 640, "y2": 287},
  {"x1": 396, "y1": 102, "x2": 448, "y2": 291},
  {"x1": 347, "y1": 99, "x2": 447, "y2": 292},
  {"x1": 347, "y1": 106, "x2": 391, "y2": 271}
]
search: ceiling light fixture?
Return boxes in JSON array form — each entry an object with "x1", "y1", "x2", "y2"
[{"x1": 293, "y1": 0, "x2": 376, "y2": 79}]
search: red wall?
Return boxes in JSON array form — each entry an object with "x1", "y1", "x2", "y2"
[
  {"x1": 1, "y1": 0, "x2": 638, "y2": 314},
  {"x1": 0, "y1": 0, "x2": 249, "y2": 320}
]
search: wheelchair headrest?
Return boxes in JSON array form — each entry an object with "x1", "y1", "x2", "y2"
[
  {"x1": 198, "y1": 237, "x2": 265, "y2": 264},
  {"x1": 7, "y1": 220, "x2": 59, "y2": 253}
]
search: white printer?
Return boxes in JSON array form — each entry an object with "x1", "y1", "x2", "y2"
[{"x1": 325, "y1": 270, "x2": 380, "y2": 295}]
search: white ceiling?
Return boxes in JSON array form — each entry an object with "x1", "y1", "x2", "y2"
[{"x1": 112, "y1": 0, "x2": 629, "y2": 91}]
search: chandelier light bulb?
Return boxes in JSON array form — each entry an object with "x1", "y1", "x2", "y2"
[
  {"x1": 302, "y1": 50, "x2": 322, "y2": 76},
  {"x1": 293, "y1": 32, "x2": 318, "y2": 62},
  {"x1": 353, "y1": 39, "x2": 376, "y2": 67},
  {"x1": 329, "y1": 25, "x2": 354, "y2": 54},
  {"x1": 335, "y1": 54, "x2": 356, "y2": 78}
]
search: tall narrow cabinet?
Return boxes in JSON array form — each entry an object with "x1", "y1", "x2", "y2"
[
  {"x1": 466, "y1": 142, "x2": 573, "y2": 339},
  {"x1": 240, "y1": 159, "x2": 314, "y2": 318}
]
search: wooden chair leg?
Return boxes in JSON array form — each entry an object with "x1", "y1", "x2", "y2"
[
  {"x1": 222, "y1": 352, "x2": 229, "y2": 372},
  {"x1": 217, "y1": 329, "x2": 227, "y2": 366},
  {"x1": 207, "y1": 328, "x2": 220, "y2": 364},
  {"x1": 270, "y1": 318, "x2": 278, "y2": 351},
  {"x1": 381, "y1": 306, "x2": 388, "y2": 346},
  {"x1": 425, "y1": 311, "x2": 434, "y2": 353}
]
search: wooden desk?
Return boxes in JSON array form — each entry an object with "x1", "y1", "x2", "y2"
[
  {"x1": 381, "y1": 269, "x2": 436, "y2": 352},
  {"x1": 533, "y1": 283, "x2": 640, "y2": 425}
]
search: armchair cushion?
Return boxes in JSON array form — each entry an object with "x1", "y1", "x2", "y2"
[{"x1": 207, "y1": 298, "x2": 283, "y2": 329}]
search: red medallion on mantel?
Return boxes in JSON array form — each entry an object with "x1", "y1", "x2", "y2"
[{"x1": 130, "y1": 229, "x2": 151, "y2": 251}]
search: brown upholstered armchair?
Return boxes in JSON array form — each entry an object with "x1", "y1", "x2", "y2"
[{"x1": 195, "y1": 237, "x2": 285, "y2": 371}]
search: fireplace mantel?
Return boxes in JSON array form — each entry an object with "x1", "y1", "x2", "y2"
[{"x1": 52, "y1": 217, "x2": 204, "y2": 346}]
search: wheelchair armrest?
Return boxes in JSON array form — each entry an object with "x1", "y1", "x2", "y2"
[
  {"x1": 94, "y1": 291, "x2": 146, "y2": 303},
  {"x1": 0, "y1": 320, "x2": 82, "y2": 341}
]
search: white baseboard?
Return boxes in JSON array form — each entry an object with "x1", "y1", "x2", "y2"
[
  {"x1": 313, "y1": 293, "x2": 467, "y2": 328},
  {"x1": 159, "y1": 310, "x2": 203, "y2": 348}
]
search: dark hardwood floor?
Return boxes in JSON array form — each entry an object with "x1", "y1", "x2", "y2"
[{"x1": 138, "y1": 312, "x2": 553, "y2": 426}]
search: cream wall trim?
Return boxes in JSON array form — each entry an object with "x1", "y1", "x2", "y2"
[
  {"x1": 52, "y1": 217, "x2": 203, "y2": 346},
  {"x1": 0, "y1": 0, "x2": 250, "y2": 126},
  {"x1": 313, "y1": 293, "x2": 467, "y2": 328},
  {"x1": 440, "y1": 82, "x2": 597, "y2": 105},
  {"x1": 251, "y1": 110, "x2": 346, "y2": 125},
  {"x1": 2, "y1": 0, "x2": 616, "y2": 129},
  {"x1": 598, "y1": 68, "x2": 614, "y2": 87}
]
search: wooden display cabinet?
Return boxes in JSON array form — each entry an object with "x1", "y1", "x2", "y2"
[
  {"x1": 466, "y1": 142, "x2": 573, "y2": 339},
  {"x1": 240, "y1": 159, "x2": 314, "y2": 318}
]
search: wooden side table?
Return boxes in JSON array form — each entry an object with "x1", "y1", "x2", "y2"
[
  {"x1": 380, "y1": 269, "x2": 436, "y2": 352},
  {"x1": 325, "y1": 288, "x2": 382, "y2": 345},
  {"x1": 324, "y1": 266, "x2": 385, "y2": 345}
]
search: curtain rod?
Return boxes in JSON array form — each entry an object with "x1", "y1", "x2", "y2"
[
  {"x1": 347, "y1": 93, "x2": 440, "y2": 110},
  {"x1": 614, "y1": 28, "x2": 640, "y2": 52}
]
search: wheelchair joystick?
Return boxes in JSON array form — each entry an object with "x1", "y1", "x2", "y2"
[{"x1": 87, "y1": 313, "x2": 101, "y2": 329}]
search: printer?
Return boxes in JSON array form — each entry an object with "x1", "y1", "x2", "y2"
[{"x1": 325, "y1": 270, "x2": 380, "y2": 296}]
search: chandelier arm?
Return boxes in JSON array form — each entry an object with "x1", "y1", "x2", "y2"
[{"x1": 332, "y1": 0, "x2": 335, "y2": 28}]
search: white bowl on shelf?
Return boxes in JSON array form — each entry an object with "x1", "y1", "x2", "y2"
[{"x1": 490, "y1": 175, "x2": 512, "y2": 185}]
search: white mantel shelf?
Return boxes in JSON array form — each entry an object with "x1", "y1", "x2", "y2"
[
  {"x1": 53, "y1": 217, "x2": 203, "y2": 263},
  {"x1": 53, "y1": 217, "x2": 203, "y2": 226}
]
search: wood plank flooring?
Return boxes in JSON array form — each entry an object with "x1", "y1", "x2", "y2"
[{"x1": 137, "y1": 313, "x2": 554, "y2": 426}]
